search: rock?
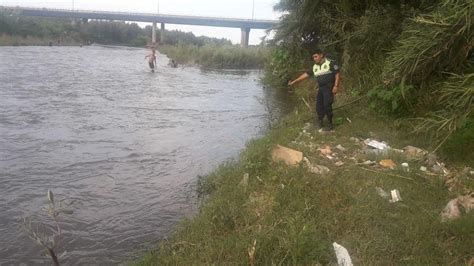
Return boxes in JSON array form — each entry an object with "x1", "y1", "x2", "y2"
[
  {"x1": 271, "y1": 145, "x2": 303, "y2": 166},
  {"x1": 350, "y1": 137, "x2": 359, "y2": 143},
  {"x1": 420, "y1": 166, "x2": 427, "y2": 172},
  {"x1": 441, "y1": 198, "x2": 461, "y2": 222},
  {"x1": 303, "y1": 122, "x2": 311, "y2": 130},
  {"x1": 318, "y1": 145, "x2": 332, "y2": 156},
  {"x1": 440, "y1": 192, "x2": 474, "y2": 222},
  {"x1": 379, "y1": 159, "x2": 396, "y2": 169},
  {"x1": 360, "y1": 160, "x2": 376, "y2": 166},
  {"x1": 336, "y1": 144, "x2": 346, "y2": 152},
  {"x1": 303, "y1": 157, "x2": 330, "y2": 174},
  {"x1": 403, "y1": 145, "x2": 427, "y2": 159},
  {"x1": 335, "y1": 161, "x2": 344, "y2": 167},
  {"x1": 425, "y1": 153, "x2": 438, "y2": 167},
  {"x1": 389, "y1": 189, "x2": 402, "y2": 203},
  {"x1": 239, "y1": 173, "x2": 249, "y2": 187}
]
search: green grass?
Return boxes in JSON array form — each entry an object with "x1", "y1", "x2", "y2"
[
  {"x1": 134, "y1": 95, "x2": 473, "y2": 265},
  {"x1": 157, "y1": 44, "x2": 269, "y2": 69}
]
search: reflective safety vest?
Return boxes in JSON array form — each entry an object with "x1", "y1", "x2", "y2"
[{"x1": 312, "y1": 59, "x2": 333, "y2": 78}]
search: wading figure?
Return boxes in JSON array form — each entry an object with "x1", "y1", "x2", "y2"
[
  {"x1": 288, "y1": 49, "x2": 341, "y2": 131},
  {"x1": 145, "y1": 49, "x2": 157, "y2": 72}
]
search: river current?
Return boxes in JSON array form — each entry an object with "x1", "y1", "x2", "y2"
[{"x1": 0, "y1": 45, "x2": 289, "y2": 265}]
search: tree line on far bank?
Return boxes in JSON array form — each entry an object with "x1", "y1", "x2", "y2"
[{"x1": 0, "y1": 12, "x2": 231, "y2": 47}]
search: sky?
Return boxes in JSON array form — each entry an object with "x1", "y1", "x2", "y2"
[{"x1": 1, "y1": 0, "x2": 282, "y2": 45}]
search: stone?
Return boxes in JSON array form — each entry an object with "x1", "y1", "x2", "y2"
[
  {"x1": 336, "y1": 144, "x2": 346, "y2": 152},
  {"x1": 271, "y1": 145, "x2": 303, "y2": 166},
  {"x1": 318, "y1": 145, "x2": 332, "y2": 156},
  {"x1": 303, "y1": 157, "x2": 330, "y2": 174},
  {"x1": 419, "y1": 166, "x2": 428, "y2": 172},
  {"x1": 403, "y1": 145, "x2": 427, "y2": 159},
  {"x1": 441, "y1": 198, "x2": 461, "y2": 222}
]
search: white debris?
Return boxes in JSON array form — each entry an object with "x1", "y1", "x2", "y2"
[
  {"x1": 364, "y1": 139, "x2": 390, "y2": 150},
  {"x1": 420, "y1": 166, "x2": 427, "y2": 172},
  {"x1": 239, "y1": 173, "x2": 249, "y2": 187},
  {"x1": 336, "y1": 145, "x2": 346, "y2": 152},
  {"x1": 375, "y1": 187, "x2": 390, "y2": 199},
  {"x1": 333, "y1": 242, "x2": 353, "y2": 266},
  {"x1": 389, "y1": 189, "x2": 402, "y2": 203},
  {"x1": 441, "y1": 198, "x2": 461, "y2": 222},
  {"x1": 401, "y1": 162, "x2": 409, "y2": 172},
  {"x1": 303, "y1": 157, "x2": 330, "y2": 174},
  {"x1": 350, "y1": 137, "x2": 359, "y2": 143}
]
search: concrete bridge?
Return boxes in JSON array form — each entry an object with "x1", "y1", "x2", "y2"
[{"x1": 5, "y1": 6, "x2": 278, "y2": 46}]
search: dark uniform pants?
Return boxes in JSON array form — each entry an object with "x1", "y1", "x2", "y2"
[{"x1": 316, "y1": 86, "x2": 333, "y2": 124}]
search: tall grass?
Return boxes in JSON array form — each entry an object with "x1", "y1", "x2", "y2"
[{"x1": 158, "y1": 44, "x2": 270, "y2": 69}]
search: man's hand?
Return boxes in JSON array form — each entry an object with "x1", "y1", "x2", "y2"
[{"x1": 332, "y1": 85, "x2": 338, "y2": 95}]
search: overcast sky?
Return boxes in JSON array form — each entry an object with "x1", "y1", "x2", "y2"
[{"x1": 2, "y1": 0, "x2": 281, "y2": 44}]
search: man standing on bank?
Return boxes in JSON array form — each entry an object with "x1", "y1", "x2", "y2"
[{"x1": 288, "y1": 49, "x2": 341, "y2": 131}]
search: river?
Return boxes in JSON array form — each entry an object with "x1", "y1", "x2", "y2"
[{"x1": 0, "y1": 45, "x2": 290, "y2": 265}]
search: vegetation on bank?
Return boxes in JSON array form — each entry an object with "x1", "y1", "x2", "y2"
[
  {"x1": 135, "y1": 98, "x2": 473, "y2": 265},
  {"x1": 158, "y1": 44, "x2": 269, "y2": 69}
]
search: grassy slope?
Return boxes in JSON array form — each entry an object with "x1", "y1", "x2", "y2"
[{"x1": 134, "y1": 91, "x2": 473, "y2": 265}]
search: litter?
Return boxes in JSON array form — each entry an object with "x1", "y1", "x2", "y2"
[
  {"x1": 318, "y1": 145, "x2": 332, "y2": 156},
  {"x1": 364, "y1": 139, "x2": 390, "y2": 150},
  {"x1": 441, "y1": 198, "x2": 461, "y2": 222},
  {"x1": 401, "y1": 162, "x2": 409, "y2": 172},
  {"x1": 403, "y1": 146, "x2": 427, "y2": 159},
  {"x1": 346, "y1": 117, "x2": 352, "y2": 123},
  {"x1": 419, "y1": 166, "x2": 427, "y2": 172},
  {"x1": 350, "y1": 137, "x2": 360, "y2": 143},
  {"x1": 389, "y1": 189, "x2": 402, "y2": 203},
  {"x1": 335, "y1": 161, "x2": 344, "y2": 167},
  {"x1": 375, "y1": 187, "x2": 390, "y2": 199},
  {"x1": 379, "y1": 159, "x2": 396, "y2": 169},
  {"x1": 303, "y1": 157, "x2": 330, "y2": 174},
  {"x1": 333, "y1": 242, "x2": 353, "y2": 266}
]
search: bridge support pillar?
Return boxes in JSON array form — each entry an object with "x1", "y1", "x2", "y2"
[
  {"x1": 240, "y1": 27, "x2": 250, "y2": 47},
  {"x1": 160, "y1": 23, "x2": 165, "y2": 44},
  {"x1": 152, "y1": 22, "x2": 157, "y2": 44}
]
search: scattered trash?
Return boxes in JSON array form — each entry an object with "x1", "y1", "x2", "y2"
[
  {"x1": 375, "y1": 187, "x2": 390, "y2": 199},
  {"x1": 471, "y1": 171, "x2": 474, "y2": 176},
  {"x1": 403, "y1": 146, "x2": 427, "y2": 159},
  {"x1": 336, "y1": 144, "x2": 346, "y2": 152},
  {"x1": 425, "y1": 153, "x2": 438, "y2": 167},
  {"x1": 350, "y1": 137, "x2": 359, "y2": 143},
  {"x1": 346, "y1": 117, "x2": 352, "y2": 123},
  {"x1": 335, "y1": 161, "x2": 344, "y2": 167},
  {"x1": 379, "y1": 159, "x2": 396, "y2": 169},
  {"x1": 364, "y1": 139, "x2": 390, "y2": 150},
  {"x1": 303, "y1": 157, "x2": 330, "y2": 174},
  {"x1": 401, "y1": 162, "x2": 410, "y2": 172},
  {"x1": 358, "y1": 160, "x2": 376, "y2": 166},
  {"x1": 440, "y1": 192, "x2": 474, "y2": 222},
  {"x1": 420, "y1": 166, "x2": 427, "y2": 172},
  {"x1": 389, "y1": 189, "x2": 402, "y2": 203},
  {"x1": 432, "y1": 162, "x2": 449, "y2": 175},
  {"x1": 333, "y1": 242, "x2": 353, "y2": 266},
  {"x1": 318, "y1": 145, "x2": 332, "y2": 156},
  {"x1": 441, "y1": 198, "x2": 461, "y2": 222},
  {"x1": 303, "y1": 122, "x2": 311, "y2": 131},
  {"x1": 271, "y1": 145, "x2": 303, "y2": 166},
  {"x1": 239, "y1": 173, "x2": 249, "y2": 187},
  {"x1": 326, "y1": 155, "x2": 335, "y2": 160}
]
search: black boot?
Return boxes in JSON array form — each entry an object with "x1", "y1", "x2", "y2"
[{"x1": 327, "y1": 116, "x2": 334, "y2": 131}]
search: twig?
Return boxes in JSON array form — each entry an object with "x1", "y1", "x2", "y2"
[
  {"x1": 301, "y1": 97, "x2": 311, "y2": 111},
  {"x1": 333, "y1": 96, "x2": 366, "y2": 111},
  {"x1": 358, "y1": 166, "x2": 416, "y2": 182}
]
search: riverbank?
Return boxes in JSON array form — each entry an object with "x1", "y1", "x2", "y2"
[{"x1": 134, "y1": 87, "x2": 473, "y2": 264}]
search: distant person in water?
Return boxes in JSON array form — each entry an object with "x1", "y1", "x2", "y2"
[
  {"x1": 145, "y1": 49, "x2": 157, "y2": 72},
  {"x1": 168, "y1": 59, "x2": 178, "y2": 68}
]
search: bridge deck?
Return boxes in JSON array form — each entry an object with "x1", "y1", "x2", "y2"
[{"x1": 3, "y1": 6, "x2": 278, "y2": 29}]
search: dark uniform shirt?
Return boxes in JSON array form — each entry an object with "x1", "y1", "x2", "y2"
[{"x1": 306, "y1": 58, "x2": 340, "y2": 88}]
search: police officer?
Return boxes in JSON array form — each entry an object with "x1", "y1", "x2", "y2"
[{"x1": 288, "y1": 49, "x2": 341, "y2": 131}]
